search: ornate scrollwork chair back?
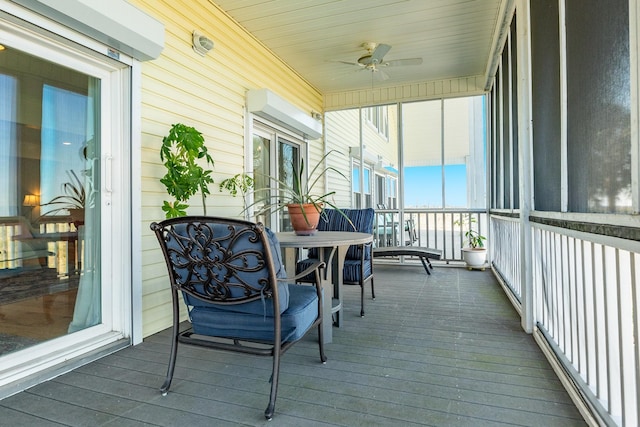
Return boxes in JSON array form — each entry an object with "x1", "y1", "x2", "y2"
[{"x1": 151, "y1": 216, "x2": 326, "y2": 420}]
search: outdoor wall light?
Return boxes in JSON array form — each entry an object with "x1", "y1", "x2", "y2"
[{"x1": 192, "y1": 31, "x2": 214, "y2": 56}]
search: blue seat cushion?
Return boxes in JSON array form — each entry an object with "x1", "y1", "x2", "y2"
[
  {"x1": 343, "y1": 258, "x2": 372, "y2": 283},
  {"x1": 183, "y1": 278, "x2": 289, "y2": 317},
  {"x1": 189, "y1": 283, "x2": 319, "y2": 342}
]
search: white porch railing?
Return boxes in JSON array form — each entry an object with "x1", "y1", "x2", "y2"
[
  {"x1": 491, "y1": 213, "x2": 640, "y2": 427},
  {"x1": 0, "y1": 218, "x2": 75, "y2": 277},
  {"x1": 374, "y1": 208, "x2": 488, "y2": 262},
  {"x1": 490, "y1": 215, "x2": 522, "y2": 301}
]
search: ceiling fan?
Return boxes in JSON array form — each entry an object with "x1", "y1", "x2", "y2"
[{"x1": 333, "y1": 42, "x2": 423, "y2": 80}]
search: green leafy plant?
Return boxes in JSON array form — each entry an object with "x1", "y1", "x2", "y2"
[
  {"x1": 454, "y1": 216, "x2": 486, "y2": 249},
  {"x1": 160, "y1": 123, "x2": 214, "y2": 218},
  {"x1": 246, "y1": 150, "x2": 353, "y2": 228},
  {"x1": 219, "y1": 173, "x2": 254, "y2": 218}
]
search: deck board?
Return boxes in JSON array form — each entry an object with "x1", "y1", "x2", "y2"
[{"x1": 0, "y1": 265, "x2": 587, "y2": 426}]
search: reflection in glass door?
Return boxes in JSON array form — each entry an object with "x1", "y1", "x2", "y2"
[
  {"x1": 252, "y1": 133, "x2": 271, "y2": 228},
  {"x1": 278, "y1": 138, "x2": 299, "y2": 232},
  {"x1": 0, "y1": 47, "x2": 101, "y2": 354},
  {"x1": 251, "y1": 122, "x2": 302, "y2": 232}
]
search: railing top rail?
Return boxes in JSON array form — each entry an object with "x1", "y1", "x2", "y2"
[{"x1": 377, "y1": 208, "x2": 488, "y2": 214}]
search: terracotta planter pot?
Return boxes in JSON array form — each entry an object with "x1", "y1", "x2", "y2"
[
  {"x1": 287, "y1": 203, "x2": 321, "y2": 235},
  {"x1": 461, "y1": 247, "x2": 487, "y2": 269}
]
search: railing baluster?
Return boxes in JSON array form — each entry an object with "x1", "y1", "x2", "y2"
[{"x1": 520, "y1": 222, "x2": 640, "y2": 425}]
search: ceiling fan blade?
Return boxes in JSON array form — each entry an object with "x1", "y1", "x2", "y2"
[
  {"x1": 383, "y1": 58, "x2": 423, "y2": 67},
  {"x1": 330, "y1": 67, "x2": 368, "y2": 80},
  {"x1": 328, "y1": 60, "x2": 364, "y2": 67},
  {"x1": 375, "y1": 69, "x2": 390, "y2": 81},
  {"x1": 370, "y1": 43, "x2": 391, "y2": 64}
]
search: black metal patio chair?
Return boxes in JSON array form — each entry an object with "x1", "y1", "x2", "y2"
[{"x1": 150, "y1": 216, "x2": 326, "y2": 420}]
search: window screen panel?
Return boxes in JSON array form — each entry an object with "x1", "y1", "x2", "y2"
[
  {"x1": 491, "y1": 74, "x2": 502, "y2": 209},
  {"x1": 566, "y1": 0, "x2": 631, "y2": 213},
  {"x1": 510, "y1": 18, "x2": 519, "y2": 209},
  {"x1": 501, "y1": 52, "x2": 511, "y2": 209},
  {"x1": 531, "y1": 0, "x2": 562, "y2": 211}
]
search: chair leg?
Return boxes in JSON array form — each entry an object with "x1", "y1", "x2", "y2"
[
  {"x1": 265, "y1": 348, "x2": 281, "y2": 420},
  {"x1": 360, "y1": 281, "x2": 365, "y2": 317},
  {"x1": 160, "y1": 327, "x2": 179, "y2": 395},
  {"x1": 317, "y1": 323, "x2": 327, "y2": 363},
  {"x1": 370, "y1": 277, "x2": 375, "y2": 300},
  {"x1": 315, "y1": 279, "x2": 327, "y2": 363}
]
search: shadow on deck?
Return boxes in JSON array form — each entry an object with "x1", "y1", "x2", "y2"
[{"x1": 0, "y1": 265, "x2": 586, "y2": 426}]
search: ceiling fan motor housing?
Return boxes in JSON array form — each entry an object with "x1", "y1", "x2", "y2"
[{"x1": 358, "y1": 54, "x2": 375, "y2": 66}]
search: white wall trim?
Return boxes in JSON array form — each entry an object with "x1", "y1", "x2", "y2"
[
  {"x1": 130, "y1": 60, "x2": 143, "y2": 345},
  {"x1": 324, "y1": 75, "x2": 486, "y2": 111}
]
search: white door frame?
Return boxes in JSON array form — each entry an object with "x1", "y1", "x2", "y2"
[{"x1": 0, "y1": 7, "x2": 134, "y2": 389}]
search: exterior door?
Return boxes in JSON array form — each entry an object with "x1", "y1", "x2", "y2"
[
  {"x1": 251, "y1": 121, "x2": 303, "y2": 231},
  {"x1": 0, "y1": 13, "x2": 130, "y2": 389}
]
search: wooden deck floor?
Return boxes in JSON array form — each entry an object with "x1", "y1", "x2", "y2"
[{"x1": 1, "y1": 265, "x2": 586, "y2": 426}]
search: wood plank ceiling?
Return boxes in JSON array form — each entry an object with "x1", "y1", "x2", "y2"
[{"x1": 211, "y1": 0, "x2": 507, "y2": 95}]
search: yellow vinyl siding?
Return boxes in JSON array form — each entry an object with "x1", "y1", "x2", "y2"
[
  {"x1": 325, "y1": 109, "x2": 360, "y2": 207},
  {"x1": 130, "y1": 0, "x2": 323, "y2": 337}
]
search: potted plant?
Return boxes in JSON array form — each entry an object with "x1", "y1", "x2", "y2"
[
  {"x1": 455, "y1": 216, "x2": 487, "y2": 270},
  {"x1": 247, "y1": 150, "x2": 352, "y2": 235},
  {"x1": 40, "y1": 169, "x2": 94, "y2": 226},
  {"x1": 219, "y1": 173, "x2": 254, "y2": 220},
  {"x1": 160, "y1": 123, "x2": 214, "y2": 218}
]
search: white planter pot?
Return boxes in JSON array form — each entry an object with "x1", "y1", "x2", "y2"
[{"x1": 461, "y1": 247, "x2": 487, "y2": 269}]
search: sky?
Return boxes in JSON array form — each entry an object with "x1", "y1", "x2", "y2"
[{"x1": 404, "y1": 164, "x2": 467, "y2": 208}]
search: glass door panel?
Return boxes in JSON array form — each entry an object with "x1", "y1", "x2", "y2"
[
  {"x1": 0, "y1": 46, "x2": 101, "y2": 354},
  {"x1": 252, "y1": 134, "x2": 271, "y2": 228},
  {"x1": 278, "y1": 138, "x2": 299, "y2": 232},
  {"x1": 250, "y1": 122, "x2": 303, "y2": 232}
]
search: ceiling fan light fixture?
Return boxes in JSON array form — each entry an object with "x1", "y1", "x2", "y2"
[
  {"x1": 357, "y1": 54, "x2": 373, "y2": 66},
  {"x1": 331, "y1": 41, "x2": 421, "y2": 82}
]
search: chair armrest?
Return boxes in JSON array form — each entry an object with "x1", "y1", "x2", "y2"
[{"x1": 279, "y1": 259, "x2": 326, "y2": 282}]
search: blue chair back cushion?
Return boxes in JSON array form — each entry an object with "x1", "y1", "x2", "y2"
[
  {"x1": 189, "y1": 283, "x2": 319, "y2": 342},
  {"x1": 166, "y1": 222, "x2": 289, "y2": 316},
  {"x1": 309, "y1": 208, "x2": 374, "y2": 260}
]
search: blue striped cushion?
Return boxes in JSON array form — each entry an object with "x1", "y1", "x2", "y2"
[
  {"x1": 343, "y1": 258, "x2": 372, "y2": 282},
  {"x1": 309, "y1": 208, "x2": 374, "y2": 260},
  {"x1": 297, "y1": 257, "x2": 372, "y2": 284}
]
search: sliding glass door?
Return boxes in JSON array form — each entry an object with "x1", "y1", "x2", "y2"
[
  {"x1": 0, "y1": 13, "x2": 130, "y2": 385},
  {"x1": 251, "y1": 121, "x2": 303, "y2": 231}
]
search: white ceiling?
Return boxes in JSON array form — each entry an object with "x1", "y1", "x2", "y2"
[{"x1": 212, "y1": 0, "x2": 506, "y2": 94}]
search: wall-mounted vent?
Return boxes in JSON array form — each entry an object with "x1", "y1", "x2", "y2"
[{"x1": 246, "y1": 89, "x2": 322, "y2": 139}]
